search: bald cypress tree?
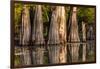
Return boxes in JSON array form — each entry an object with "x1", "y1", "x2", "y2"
[
  {"x1": 48, "y1": 6, "x2": 67, "y2": 63},
  {"x1": 19, "y1": 5, "x2": 31, "y2": 65},
  {"x1": 32, "y1": 5, "x2": 45, "y2": 64},
  {"x1": 82, "y1": 21, "x2": 86, "y2": 61},
  {"x1": 58, "y1": 6, "x2": 67, "y2": 63},
  {"x1": 68, "y1": 7, "x2": 80, "y2": 62}
]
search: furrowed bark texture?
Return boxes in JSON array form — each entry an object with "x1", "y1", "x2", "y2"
[
  {"x1": 32, "y1": 5, "x2": 45, "y2": 64},
  {"x1": 68, "y1": 7, "x2": 80, "y2": 62},
  {"x1": 19, "y1": 5, "x2": 31, "y2": 65},
  {"x1": 48, "y1": 6, "x2": 67, "y2": 63},
  {"x1": 58, "y1": 6, "x2": 67, "y2": 63}
]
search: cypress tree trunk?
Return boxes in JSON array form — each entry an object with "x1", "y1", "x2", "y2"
[
  {"x1": 19, "y1": 5, "x2": 31, "y2": 65},
  {"x1": 58, "y1": 7, "x2": 67, "y2": 63},
  {"x1": 32, "y1": 5, "x2": 45, "y2": 64},
  {"x1": 82, "y1": 21, "x2": 86, "y2": 61},
  {"x1": 20, "y1": 5, "x2": 31, "y2": 45},
  {"x1": 48, "y1": 6, "x2": 60, "y2": 64},
  {"x1": 68, "y1": 7, "x2": 80, "y2": 62},
  {"x1": 48, "y1": 6, "x2": 67, "y2": 63}
]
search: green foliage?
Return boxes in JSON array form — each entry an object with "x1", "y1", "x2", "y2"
[
  {"x1": 15, "y1": 55, "x2": 20, "y2": 65},
  {"x1": 42, "y1": 5, "x2": 51, "y2": 23},
  {"x1": 78, "y1": 7, "x2": 95, "y2": 24},
  {"x1": 14, "y1": 3, "x2": 23, "y2": 35}
]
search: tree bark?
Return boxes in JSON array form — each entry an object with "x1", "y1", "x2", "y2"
[
  {"x1": 19, "y1": 5, "x2": 31, "y2": 65},
  {"x1": 58, "y1": 7, "x2": 67, "y2": 63},
  {"x1": 48, "y1": 6, "x2": 67, "y2": 63},
  {"x1": 32, "y1": 5, "x2": 45, "y2": 65},
  {"x1": 20, "y1": 5, "x2": 31, "y2": 45},
  {"x1": 68, "y1": 7, "x2": 80, "y2": 62},
  {"x1": 82, "y1": 21, "x2": 86, "y2": 62}
]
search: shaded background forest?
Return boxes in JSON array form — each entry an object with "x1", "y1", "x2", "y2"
[{"x1": 14, "y1": 3, "x2": 95, "y2": 67}]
